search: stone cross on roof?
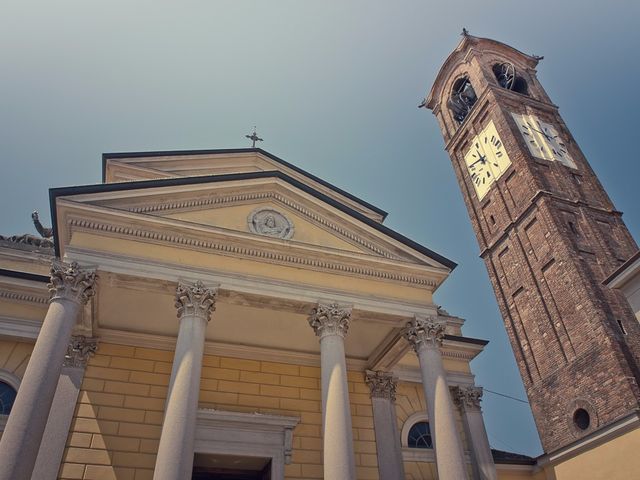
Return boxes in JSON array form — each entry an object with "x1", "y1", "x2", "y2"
[{"x1": 245, "y1": 127, "x2": 263, "y2": 148}]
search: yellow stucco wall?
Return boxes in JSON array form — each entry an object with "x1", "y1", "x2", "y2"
[
  {"x1": 58, "y1": 343, "x2": 382, "y2": 480},
  {"x1": 0, "y1": 340, "x2": 33, "y2": 380},
  {"x1": 541, "y1": 426, "x2": 640, "y2": 480}
]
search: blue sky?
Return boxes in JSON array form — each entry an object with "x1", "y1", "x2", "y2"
[{"x1": 2, "y1": 1, "x2": 639, "y2": 456}]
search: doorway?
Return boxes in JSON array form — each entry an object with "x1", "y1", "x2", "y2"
[{"x1": 192, "y1": 453, "x2": 272, "y2": 480}]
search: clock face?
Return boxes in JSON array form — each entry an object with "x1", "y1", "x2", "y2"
[
  {"x1": 465, "y1": 140, "x2": 495, "y2": 200},
  {"x1": 512, "y1": 112, "x2": 548, "y2": 159},
  {"x1": 512, "y1": 112, "x2": 577, "y2": 169},
  {"x1": 537, "y1": 120, "x2": 577, "y2": 168},
  {"x1": 463, "y1": 121, "x2": 512, "y2": 200},
  {"x1": 482, "y1": 121, "x2": 511, "y2": 176}
]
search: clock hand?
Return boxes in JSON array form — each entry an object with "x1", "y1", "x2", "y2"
[{"x1": 468, "y1": 152, "x2": 487, "y2": 168}]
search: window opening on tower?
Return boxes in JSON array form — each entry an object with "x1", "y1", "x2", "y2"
[
  {"x1": 448, "y1": 77, "x2": 477, "y2": 124},
  {"x1": 493, "y1": 62, "x2": 528, "y2": 95}
]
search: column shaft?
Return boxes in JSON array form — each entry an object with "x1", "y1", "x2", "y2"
[
  {"x1": 309, "y1": 303, "x2": 356, "y2": 480},
  {"x1": 320, "y1": 334, "x2": 356, "y2": 480},
  {"x1": 404, "y1": 316, "x2": 468, "y2": 480},
  {"x1": 0, "y1": 261, "x2": 94, "y2": 480},
  {"x1": 465, "y1": 409, "x2": 497, "y2": 480},
  {"x1": 416, "y1": 345, "x2": 468, "y2": 480},
  {"x1": 32, "y1": 335, "x2": 98, "y2": 480},
  {"x1": 153, "y1": 280, "x2": 216, "y2": 480},
  {"x1": 452, "y1": 386, "x2": 497, "y2": 480},
  {"x1": 366, "y1": 371, "x2": 405, "y2": 480}
]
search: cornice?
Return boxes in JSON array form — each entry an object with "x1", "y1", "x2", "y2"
[
  {"x1": 368, "y1": 328, "x2": 487, "y2": 371},
  {"x1": 393, "y1": 366, "x2": 475, "y2": 386},
  {"x1": 0, "y1": 288, "x2": 48, "y2": 306},
  {"x1": 479, "y1": 189, "x2": 623, "y2": 258},
  {"x1": 66, "y1": 216, "x2": 438, "y2": 288},
  {"x1": 0, "y1": 316, "x2": 41, "y2": 340},
  {"x1": 444, "y1": 87, "x2": 558, "y2": 153}
]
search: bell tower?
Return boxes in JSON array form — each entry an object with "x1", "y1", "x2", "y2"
[{"x1": 423, "y1": 32, "x2": 640, "y2": 453}]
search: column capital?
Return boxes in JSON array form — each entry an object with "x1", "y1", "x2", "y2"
[
  {"x1": 64, "y1": 335, "x2": 99, "y2": 368},
  {"x1": 308, "y1": 303, "x2": 351, "y2": 339},
  {"x1": 402, "y1": 315, "x2": 446, "y2": 352},
  {"x1": 365, "y1": 370, "x2": 397, "y2": 401},
  {"x1": 48, "y1": 260, "x2": 96, "y2": 305},
  {"x1": 175, "y1": 280, "x2": 218, "y2": 322},
  {"x1": 451, "y1": 385, "x2": 483, "y2": 411}
]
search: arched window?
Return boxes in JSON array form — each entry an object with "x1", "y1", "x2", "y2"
[
  {"x1": 0, "y1": 381, "x2": 17, "y2": 415},
  {"x1": 407, "y1": 421, "x2": 433, "y2": 449},
  {"x1": 448, "y1": 76, "x2": 477, "y2": 124},
  {"x1": 493, "y1": 62, "x2": 528, "y2": 95}
]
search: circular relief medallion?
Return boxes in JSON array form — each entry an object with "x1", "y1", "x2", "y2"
[{"x1": 248, "y1": 208, "x2": 294, "y2": 240}]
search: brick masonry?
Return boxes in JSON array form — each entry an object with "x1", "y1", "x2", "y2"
[{"x1": 428, "y1": 36, "x2": 640, "y2": 452}]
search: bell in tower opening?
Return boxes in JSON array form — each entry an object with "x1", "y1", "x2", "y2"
[{"x1": 422, "y1": 31, "x2": 640, "y2": 459}]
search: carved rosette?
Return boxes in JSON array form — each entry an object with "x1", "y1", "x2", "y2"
[
  {"x1": 450, "y1": 385, "x2": 483, "y2": 411},
  {"x1": 308, "y1": 303, "x2": 352, "y2": 339},
  {"x1": 403, "y1": 316, "x2": 447, "y2": 352},
  {"x1": 175, "y1": 280, "x2": 218, "y2": 322},
  {"x1": 64, "y1": 335, "x2": 99, "y2": 368},
  {"x1": 365, "y1": 370, "x2": 397, "y2": 401},
  {"x1": 48, "y1": 260, "x2": 96, "y2": 305}
]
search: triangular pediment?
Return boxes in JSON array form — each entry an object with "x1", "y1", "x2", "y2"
[
  {"x1": 64, "y1": 173, "x2": 440, "y2": 264},
  {"x1": 102, "y1": 148, "x2": 387, "y2": 223},
  {"x1": 52, "y1": 171, "x2": 455, "y2": 294}
]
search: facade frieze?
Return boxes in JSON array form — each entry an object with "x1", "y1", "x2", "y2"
[{"x1": 65, "y1": 216, "x2": 440, "y2": 288}]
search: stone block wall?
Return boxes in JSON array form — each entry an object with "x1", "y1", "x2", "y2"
[{"x1": 57, "y1": 343, "x2": 381, "y2": 480}]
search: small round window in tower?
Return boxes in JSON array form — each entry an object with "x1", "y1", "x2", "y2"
[
  {"x1": 573, "y1": 408, "x2": 590, "y2": 430},
  {"x1": 407, "y1": 421, "x2": 433, "y2": 449},
  {"x1": 448, "y1": 77, "x2": 477, "y2": 124},
  {"x1": 492, "y1": 62, "x2": 528, "y2": 95}
]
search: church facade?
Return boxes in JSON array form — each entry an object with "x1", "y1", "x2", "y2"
[{"x1": 0, "y1": 34, "x2": 638, "y2": 480}]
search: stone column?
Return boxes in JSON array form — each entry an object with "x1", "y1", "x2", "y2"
[
  {"x1": 451, "y1": 386, "x2": 497, "y2": 480},
  {"x1": 0, "y1": 261, "x2": 95, "y2": 480},
  {"x1": 403, "y1": 316, "x2": 468, "y2": 480},
  {"x1": 32, "y1": 336, "x2": 98, "y2": 480},
  {"x1": 153, "y1": 280, "x2": 217, "y2": 480},
  {"x1": 365, "y1": 370, "x2": 405, "y2": 480},
  {"x1": 308, "y1": 303, "x2": 356, "y2": 480}
]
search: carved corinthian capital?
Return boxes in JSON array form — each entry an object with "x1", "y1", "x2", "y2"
[
  {"x1": 175, "y1": 280, "x2": 218, "y2": 321},
  {"x1": 48, "y1": 260, "x2": 96, "y2": 305},
  {"x1": 64, "y1": 335, "x2": 98, "y2": 368},
  {"x1": 365, "y1": 370, "x2": 397, "y2": 401},
  {"x1": 308, "y1": 303, "x2": 351, "y2": 338},
  {"x1": 403, "y1": 315, "x2": 447, "y2": 352},
  {"x1": 451, "y1": 385, "x2": 483, "y2": 411}
]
